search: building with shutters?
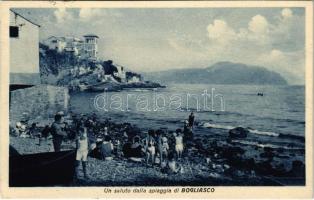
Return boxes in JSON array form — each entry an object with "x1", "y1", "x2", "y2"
[
  {"x1": 82, "y1": 34, "x2": 99, "y2": 61},
  {"x1": 43, "y1": 34, "x2": 99, "y2": 60}
]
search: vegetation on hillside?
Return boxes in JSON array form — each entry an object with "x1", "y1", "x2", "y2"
[
  {"x1": 102, "y1": 60, "x2": 118, "y2": 75},
  {"x1": 40, "y1": 43, "x2": 119, "y2": 82},
  {"x1": 40, "y1": 43, "x2": 81, "y2": 76}
]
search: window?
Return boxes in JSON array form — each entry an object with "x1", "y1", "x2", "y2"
[{"x1": 10, "y1": 26, "x2": 19, "y2": 38}]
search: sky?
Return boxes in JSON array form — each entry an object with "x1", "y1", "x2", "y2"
[{"x1": 15, "y1": 7, "x2": 305, "y2": 84}]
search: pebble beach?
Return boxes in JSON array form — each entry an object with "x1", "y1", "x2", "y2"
[{"x1": 10, "y1": 113, "x2": 305, "y2": 186}]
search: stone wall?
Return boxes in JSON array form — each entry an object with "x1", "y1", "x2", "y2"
[{"x1": 10, "y1": 85, "x2": 69, "y2": 124}]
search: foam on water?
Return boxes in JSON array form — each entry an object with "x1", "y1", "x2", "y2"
[
  {"x1": 231, "y1": 139, "x2": 304, "y2": 150},
  {"x1": 202, "y1": 122, "x2": 278, "y2": 137},
  {"x1": 202, "y1": 122, "x2": 235, "y2": 130},
  {"x1": 247, "y1": 128, "x2": 279, "y2": 137}
]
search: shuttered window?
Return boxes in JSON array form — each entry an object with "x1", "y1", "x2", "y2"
[{"x1": 10, "y1": 26, "x2": 19, "y2": 38}]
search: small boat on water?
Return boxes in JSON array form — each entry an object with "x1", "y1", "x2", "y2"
[{"x1": 9, "y1": 148, "x2": 76, "y2": 187}]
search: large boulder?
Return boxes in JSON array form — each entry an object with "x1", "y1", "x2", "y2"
[
  {"x1": 122, "y1": 81, "x2": 165, "y2": 89},
  {"x1": 260, "y1": 147, "x2": 275, "y2": 160},
  {"x1": 229, "y1": 127, "x2": 249, "y2": 138}
]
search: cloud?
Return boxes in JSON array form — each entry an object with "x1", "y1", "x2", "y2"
[
  {"x1": 281, "y1": 8, "x2": 293, "y2": 19},
  {"x1": 270, "y1": 49, "x2": 284, "y2": 59},
  {"x1": 207, "y1": 19, "x2": 236, "y2": 45},
  {"x1": 54, "y1": 8, "x2": 73, "y2": 23},
  {"x1": 79, "y1": 8, "x2": 122, "y2": 21},
  {"x1": 246, "y1": 15, "x2": 270, "y2": 45},
  {"x1": 206, "y1": 15, "x2": 271, "y2": 47},
  {"x1": 204, "y1": 9, "x2": 304, "y2": 84},
  {"x1": 248, "y1": 15, "x2": 269, "y2": 34},
  {"x1": 79, "y1": 8, "x2": 103, "y2": 21},
  {"x1": 53, "y1": 8, "x2": 123, "y2": 23}
]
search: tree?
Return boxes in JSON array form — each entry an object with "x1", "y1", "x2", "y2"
[{"x1": 102, "y1": 60, "x2": 118, "y2": 75}]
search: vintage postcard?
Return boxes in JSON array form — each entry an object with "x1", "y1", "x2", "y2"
[{"x1": 0, "y1": 1, "x2": 313, "y2": 199}]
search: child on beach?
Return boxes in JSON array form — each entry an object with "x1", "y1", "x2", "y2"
[
  {"x1": 161, "y1": 136, "x2": 169, "y2": 160},
  {"x1": 51, "y1": 114, "x2": 67, "y2": 152},
  {"x1": 145, "y1": 130, "x2": 156, "y2": 166},
  {"x1": 104, "y1": 127, "x2": 109, "y2": 136},
  {"x1": 166, "y1": 153, "x2": 182, "y2": 174},
  {"x1": 175, "y1": 129, "x2": 184, "y2": 160},
  {"x1": 155, "y1": 129, "x2": 164, "y2": 165},
  {"x1": 15, "y1": 122, "x2": 28, "y2": 138},
  {"x1": 29, "y1": 123, "x2": 43, "y2": 145},
  {"x1": 75, "y1": 127, "x2": 89, "y2": 179},
  {"x1": 113, "y1": 139, "x2": 122, "y2": 157}
]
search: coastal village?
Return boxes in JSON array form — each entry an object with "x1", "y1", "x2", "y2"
[
  {"x1": 42, "y1": 34, "x2": 142, "y2": 85},
  {"x1": 40, "y1": 33, "x2": 154, "y2": 92},
  {"x1": 9, "y1": 9, "x2": 305, "y2": 187}
]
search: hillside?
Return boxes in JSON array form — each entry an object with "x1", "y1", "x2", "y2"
[{"x1": 144, "y1": 62, "x2": 288, "y2": 85}]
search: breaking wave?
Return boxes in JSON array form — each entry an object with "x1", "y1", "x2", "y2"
[{"x1": 201, "y1": 122, "x2": 304, "y2": 141}]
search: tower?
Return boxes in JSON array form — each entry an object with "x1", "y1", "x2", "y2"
[{"x1": 83, "y1": 34, "x2": 99, "y2": 60}]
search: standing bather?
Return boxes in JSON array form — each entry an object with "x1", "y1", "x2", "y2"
[
  {"x1": 188, "y1": 112, "x2": 195, "y2": 130},
  {"x1": 50, "y1": 114, "x2": 67, "y2": 152}
]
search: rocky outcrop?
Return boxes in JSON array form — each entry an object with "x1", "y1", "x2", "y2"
[
  {"x1": 85, "y1": 81, "x2": 165, "y2": 92},
  {"x1": 122, "y1": 81, "x2": 166, "y2": 89},
  {"x1": 87, "y1": 82, "x2": 123, "y2": 92}
]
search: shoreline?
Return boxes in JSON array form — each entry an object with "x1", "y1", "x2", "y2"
[
  {"x1": 70, "y1": 80, "x2": 166, "y2": 93},
  {"x1": 10, "y1": 112, "x2": 305, "y2": 186}
]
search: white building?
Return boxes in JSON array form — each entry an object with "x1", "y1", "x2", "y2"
[
  {"x1": 83, "y1": 34, "x2": 99, "y2": 60},
  {"x1": 114, "y1": 65, "x2": 126, "y2": 82},
  {"x1": 42, "y1": 36, "x2": 66, "y2": 53},
  {"x1": 127, "y1": 76, "x2": 141, "y2": 83},
  {"x1": 10, "y1": 9, "x2": 41, "y2": 87},
  {"x1": 64, "y1": 37, "x2": 83, "y2": 56},
  {"x1": 75, "y1": 39, "x2": 85, "y2": 57},
  {"x1": 9, "y1": 10, "x2": 70, "y2": 124},
  {"x1": 43, "y1": 34, "x2": 99, "y2": 60}
]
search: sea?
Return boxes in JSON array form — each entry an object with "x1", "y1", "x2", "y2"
[{"x1": 70, "y1": 84, "x2": 305, "y2": 152}]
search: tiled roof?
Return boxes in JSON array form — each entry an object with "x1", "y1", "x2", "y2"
[
  {"x1": 10, "y1": 9, "x2": 41, "y2": 27},
  {"x1": 83, "y1": 34, "x2": 99, "y2": 38}
]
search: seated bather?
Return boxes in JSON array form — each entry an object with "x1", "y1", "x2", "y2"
[
  {"x1": 100, "y1": 136, "x2": 114, "y2": 160},
  {"x1": 122, "y1": 136, "x2": 143, "y2": 162}
]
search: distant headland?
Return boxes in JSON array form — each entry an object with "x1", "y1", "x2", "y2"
[{"x1": 143, "y1": 61, "x2": 288, "y2": 85}]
